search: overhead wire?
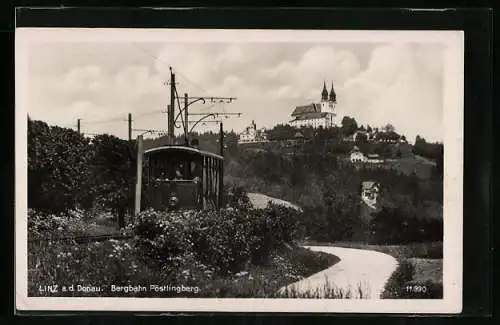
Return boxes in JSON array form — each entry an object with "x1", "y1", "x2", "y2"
[{"x1": 131, "y1": 43, "x2": 211, "y2": 96}]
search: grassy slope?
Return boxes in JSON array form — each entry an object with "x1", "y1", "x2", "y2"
[
  {"x1": 313, "y1": 241, "x2": 443, "y2": 259},
  {"x1": 407, "y1": 258, "x2": 443, "y2": 284}
]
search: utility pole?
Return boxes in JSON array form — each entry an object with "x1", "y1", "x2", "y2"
[
  {"x1": 168, "y1": 67, "x2": 176, "y2": 145},
  {"x1": 164, "y1": 66, "x2": 242, "y2": 145},
  {"x1": 184, "y1": 93, "x2": 189, "y2": 145},
  {"x1": 134, "y1": 134, "x2": 144, "y2": 218},
  {"x1": 128, "y1": 113, "x2": 132, "y2": 141},
  {"x1": 219, "y1": 122, "x2": 224, "y2": 157},
  {"x1": 77, "y1": 118, "x2": 81, "y2": 134},
  {"x1": 218, "y1": 121, "x2": 224, "y2": 209}
]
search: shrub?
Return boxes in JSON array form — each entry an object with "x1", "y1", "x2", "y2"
[
  {"x1": 131, "y1": 209, "x2": 195, "y2": 271},
  {"x1": 223, "y1": 184, "x2": 252, "y2": 209},
  {"x1": 27, "y1": 209, "x2": 71, "y2": 240},
  {"x1": 369, "y1": 207, "x2": 443, "y2": 245},
  {"x1": 131, "y1": 203, "x2": 301, "y2": 275},
  {"x1": 381, "y1": 259, "x2": 445, "y2": 299}
]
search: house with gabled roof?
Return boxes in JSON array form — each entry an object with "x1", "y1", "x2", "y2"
[
  {"x1": 289, "y1": 81, "x2": 337, "y2": 129},
  {"x1": 361, "y1": 181, "x2": 381, "y2": 209}
]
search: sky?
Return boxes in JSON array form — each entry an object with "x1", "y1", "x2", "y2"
[{"x1": 23, "y1": 31, "x2": 446, "y2": 143}]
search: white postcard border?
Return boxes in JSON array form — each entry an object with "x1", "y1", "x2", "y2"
[{"x1": 15, "y1": 28, "x2": 464, "y2": 314}]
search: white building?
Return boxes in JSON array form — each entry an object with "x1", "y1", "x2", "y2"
[
  {"x1": 289, "y1": 81, "x2": 337, "y2": 129},
  {"x1": 238, "y1": 120, "x2": 268, "y2": 143},
  {"x1": 350, "y1": 146, "x2": 367, "y2": 163},
  {"x1": 349, "y1": 146, "x2": 384, "y2": 164}
]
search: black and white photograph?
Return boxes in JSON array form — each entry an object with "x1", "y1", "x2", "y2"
[{"x1": 15, "y1": 28, "x2": 463, "y2": 313}]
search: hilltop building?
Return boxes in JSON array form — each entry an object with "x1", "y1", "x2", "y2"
[
  {"x1": 289, "y1": 81, "x2": 337, "y2": 129},
  {"x1": 238, "y1": 120, "x2": 268, "y2": 144},
  {"x1": 349, "y1": 146, "x2": 384, "y2": 164},
  {"x1": 346, "y1": 128, "x2": 407, "y2": 144}
]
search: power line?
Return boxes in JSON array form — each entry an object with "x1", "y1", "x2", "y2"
[
  {"x1": 131, "y1": 43, "x2": 210, "y2": 96},
  {"x1": 134, "y1": 109, "x2": 164, "y2": 118},
  {"x1": 175, "y1": 70, "x2": 209, "y2": 96},
  {"x1": 81, "y1": 116, "x2": 127, "y2": 125}
]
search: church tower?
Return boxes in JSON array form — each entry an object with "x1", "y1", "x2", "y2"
[
  {"x1": 319, "y1": 81, "x2": 337, "y2": 127},
  {"x1": 329, "y1": 82, "x2": 336, "y2": 103},
  {"x1": 321, "y1": 81, "x2": 335, "y2": 114},
  {"x1": 321, "y1": 81, "x2": 328, "y2": 102}
]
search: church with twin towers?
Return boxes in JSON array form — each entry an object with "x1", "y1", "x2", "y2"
[{"x1": 289, "y1": 81, "x2": 338, "y2": 129}]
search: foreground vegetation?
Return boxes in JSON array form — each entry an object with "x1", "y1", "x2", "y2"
[{"x1": 28, "y1": 202, "x2": 342, "y2": 298}]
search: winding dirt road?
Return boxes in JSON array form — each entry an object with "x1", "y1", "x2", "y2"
[
  {"x1": 279, "y1": 246, "x2": 398, "y2": 299},
  {"x1": 248, "y1": 192, "x2": 399, "y2": 299}
]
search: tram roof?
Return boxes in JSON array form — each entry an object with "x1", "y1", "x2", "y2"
[{"x1": 144, "y1": 145, "x2": 224, "y2": 160}]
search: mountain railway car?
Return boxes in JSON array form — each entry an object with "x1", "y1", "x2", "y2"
[{"x1": 137, "y1": 145, "x2": 224, "y2": 212}]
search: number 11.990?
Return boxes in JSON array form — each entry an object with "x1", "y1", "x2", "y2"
[{"x1": 405, "y1": 285, "x2": 427, "y2": 293}]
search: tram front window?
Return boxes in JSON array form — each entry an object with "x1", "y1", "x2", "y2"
[{"x1": 175, "y1": 163, "x2": 185, "y2": 179}]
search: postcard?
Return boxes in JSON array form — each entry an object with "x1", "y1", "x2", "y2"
[{"x1": 15, "y1": 27, "x2": 463, "y2": 313}]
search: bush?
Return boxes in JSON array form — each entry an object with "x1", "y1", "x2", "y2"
[
  {"x1": 381, "y1": 259, "x2": 443, "y2": 299},
  {"x1": 369, "y1": 207, "x2": 443, "y2": 245},
  {"x1": 131, "y1": 209, "x2": 195, "y2": 271},
  {"x1": 223, "y1": 184, "x2": 252, "y2": 209},
  {"x1": 27, "y1": 209, "x2": 71, "y2": 240},
  {"x1": 131, "y1": 203, "x2": 301, "y2": 276}
]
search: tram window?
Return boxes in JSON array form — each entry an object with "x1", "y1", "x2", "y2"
[
  {"x1": 175, "y1": 163, "x2": 184, "y2": 179},
  {"x1": 190, "y1": 160, "x2": 202, "y2": 178}
]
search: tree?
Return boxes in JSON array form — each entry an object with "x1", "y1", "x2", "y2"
[
  {"x1": 355, "y1": 131, "x2": 368, "y2": 143},
  {"x1": 289, "y1": 154, "x2": 307, "y2": 201},
  {"x1": 384, "y1": 123, "x2": 395, "y2": 133},
  {"x1": 434, "y1": 145, "x2": 444, "y2": 178},
  {"x1": 341, "y1": 116, "x2": 358, "y2": 136},
  {"x1": 87, "y1": 134, "x2": 136, "y2": 228},
  {"x1": 28, "y1": 119, "x2": 92, "y2": 213},
  {"x1": 267, "y1": 124, "x2": 297, "y2": 141}
]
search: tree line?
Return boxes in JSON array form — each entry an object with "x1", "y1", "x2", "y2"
[
  {"x1": 225, "y1": 145, "x2": 443, "y2": 244},
  {"x1": 28, "y1": 118, "x2": 137, "y2": 227}
]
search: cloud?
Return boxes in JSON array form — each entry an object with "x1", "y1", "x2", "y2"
[
  {"x1": 215, "y1": 45, "x2": 249, "y2": 67},
  {"x1": 259, "y1": 46, "x2": 362, "y2": 102},
  {"x1": 155, "y1": 44, "x2": 218, "y2": 87},
  {"x1": 337, "y1": 43, "x2": 443, "y2": 142},
  {"x1": 26, "y1": 41, "x2": 443, "y2": 142}
]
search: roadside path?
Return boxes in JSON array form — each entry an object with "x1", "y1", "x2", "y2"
[
  {"x1": 279, "y1": 246, "x2": 398, "y2": 299},
  {"x1": 248, "y1": 192, "x2": 398, "y2": 299}
]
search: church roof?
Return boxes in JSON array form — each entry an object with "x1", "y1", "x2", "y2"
[
  {"x1": 291, "y1": 111, "x2": 330, "y2": 121},
  {"x1": 291, "y1": 103, "x2": 321, "y2": 116}
]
